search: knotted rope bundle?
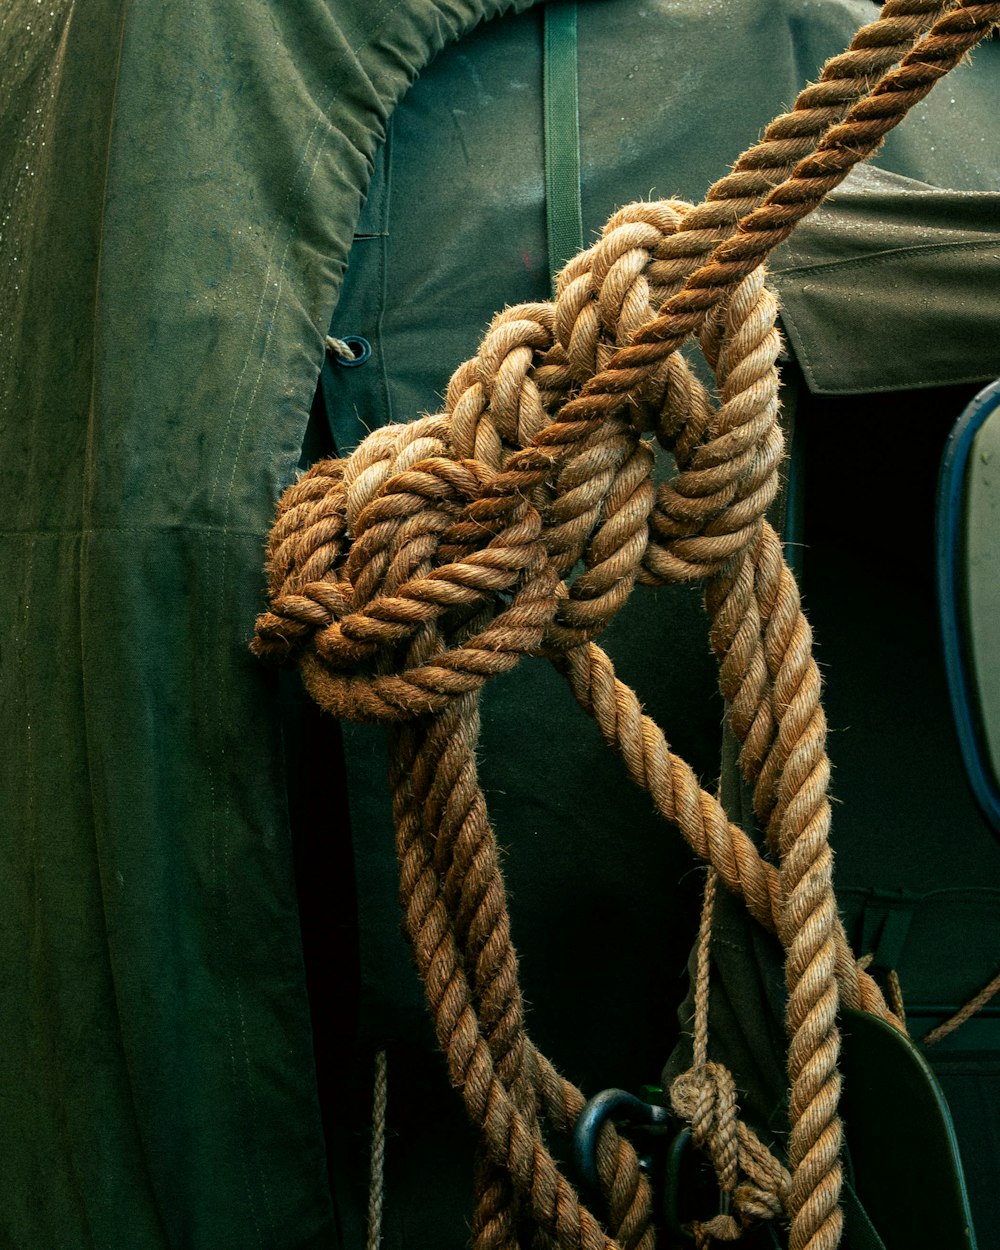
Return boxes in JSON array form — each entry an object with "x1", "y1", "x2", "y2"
[{"x1": 254, "y1": 4, "x2": 1000, "y2": 1247}]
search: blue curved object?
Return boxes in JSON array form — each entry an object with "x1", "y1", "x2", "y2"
[{"x1": 936, "y1": 377, "x2": 1000, "y2": 836}]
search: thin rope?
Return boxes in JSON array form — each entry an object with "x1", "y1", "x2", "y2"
[
  {"x1": 886, "y1": 969, "x2": 907, "y2": 1029},
  {"x1": 366, "y1": 1049, "x2": 389, "y2": 1250},
  {"x1": 923, "y1": 968, "x2": 1000, "y2": 1046},
  {"x1": 692, "y1": 868, "x2": 718, "y2": 1070},
  {"x1": 670, "y1": 869, "x2": 790, "y2": 1246},
  {"x1": 326, "y1": 334, "x2": 360, "y2": 362}
]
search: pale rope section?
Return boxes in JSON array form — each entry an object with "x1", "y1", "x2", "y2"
[
  {"x1": 325, "y1": 334, "x2": 358, "y2": 363},
  {"x1": 886, "y1": 969, "x2": 907, "y2": 1029},
  {"x1": 366, "y1": 1049, "x2": 389, "y2": 1250}
]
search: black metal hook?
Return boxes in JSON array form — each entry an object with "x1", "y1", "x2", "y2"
[{"x1": 572, "y1": 1088, "x2": 671, "y2": 1189}]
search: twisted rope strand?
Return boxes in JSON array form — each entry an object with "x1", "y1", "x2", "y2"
[
  {"x1": 366, "y1": 1049, "x2": 389, "y2": 1250},
  {"x1": 649, "y1": 0, "x2": 953, "y2": 286},
  {"x1": 923, "y1": 967, "x2": 1000, "y2": 1046},
  {"x1": 515, "y1": 1, "x2": 1000, "y2": 462}
]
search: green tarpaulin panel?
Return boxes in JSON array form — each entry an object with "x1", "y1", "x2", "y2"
[
  {"x1": 771, "y1": 165, "x2": 1000, "y2": 395},
  {"x1": 0, "y1": 2, "x2": 538, "y2": 1246}
]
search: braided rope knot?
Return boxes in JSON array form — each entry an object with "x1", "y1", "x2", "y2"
[
  {"x1": 254, "y1": 419, "x2": 565, "y2": 720},
  {"x1": 254, "y1": 200, "x2": 787, "y2": 720},
  {"x1": 671, "y1": 1062, "x2": 791, "y2": 1244}
]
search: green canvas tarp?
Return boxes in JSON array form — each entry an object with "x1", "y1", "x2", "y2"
[{"x1": 2, "y1": 0, "x2": 999, "y2": 1246}]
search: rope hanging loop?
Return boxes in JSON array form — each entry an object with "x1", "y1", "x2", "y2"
[{"x1": 254, "y1": 197, "x2": 838, "y2": 1250}]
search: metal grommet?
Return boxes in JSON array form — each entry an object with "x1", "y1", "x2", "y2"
[{"x1": 327, "y1": 334, "x2": 372, "y2": 368}]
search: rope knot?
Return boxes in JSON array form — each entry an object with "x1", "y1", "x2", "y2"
[
  {"x1": 670, "y1": 1061, "x2": 791, "y2": 1245},
  {"x1": 253, "y1": 413, "x2": 570, "y2": 720},
  {"x1": 671, "y1": 1062, "x2": 740, "y2": 1192},
  {"x1": 254, "y1": 192, "x2": 798, "y2": 708}
]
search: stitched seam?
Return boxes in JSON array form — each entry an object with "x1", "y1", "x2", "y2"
[
  {"x1": 771, "y1": 235, "x2": 1000, "y2": 278},
  {"x1": 0, "y1": 526, "x2": 267, "y2": 539}
]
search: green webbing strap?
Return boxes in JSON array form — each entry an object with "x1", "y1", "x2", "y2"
[{"x1": 543, "y1": 1, "x2": 583, "y2": 290}]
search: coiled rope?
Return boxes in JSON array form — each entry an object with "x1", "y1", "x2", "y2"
[{"x1": 253, "y1": 4, "x2": 1000, "y2": 1246}]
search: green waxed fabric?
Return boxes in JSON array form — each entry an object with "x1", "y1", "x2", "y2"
[
  {"x1": 0, "y1": 1, "x2": 538, "y2": 1247},
  {"x1": 4, "y1": 1, "x2": 1000, "y2": 1248},
  {"x1": 771, "y1": 165, "x2": 1000, "y2": 395}
]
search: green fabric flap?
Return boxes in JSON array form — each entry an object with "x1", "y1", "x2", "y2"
[
  {"x1": 858, "y1": 891, "x2": 919, "y2": 973},
  {"x1": 771, "y1": 165, "x2": 1000, "y2": 396},
  {"x1": 840, "y1": 887, "x2": 1000, "y2": 1008},
  {"x1": 0, "y1": 1, "x2": 539, "y2": 1247},
  {"x1": 840, "y1": 1007, "x2": 978, "y2": 1250}
]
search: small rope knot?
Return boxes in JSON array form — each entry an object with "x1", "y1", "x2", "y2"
[
  {"x1": 671, "y1": 1062, "x2": 739, "y2": 1193},
  {"x1": 671, "y1": 1061, "x2": 790, "y2": 1245},
  {"x1": 694, "y1": 1213, "x2": 742, "y2": 1248}
]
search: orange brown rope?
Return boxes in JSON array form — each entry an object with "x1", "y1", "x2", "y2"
[
  {"x1": 253, "y1": 5, "x2": 1000, "y2": 1247},
  {"x1": 923, "y1": 967, "x2": 1000, "y2": 1046}
]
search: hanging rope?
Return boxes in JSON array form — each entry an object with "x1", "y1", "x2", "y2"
[
  {"x1": 254, "y1": 4, "x2": 1000, "y2": 1247},
  {"x1": 668, "y1": 871, "x2": 792, "y2": 1246},
  {"x1": 366, "y1": 1049, "x2": 389, "y2": 1250}
]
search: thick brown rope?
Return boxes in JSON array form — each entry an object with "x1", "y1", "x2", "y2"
[
  {"x1": 255, "y1": 249, "x2": 829, "y2": 1249},
  {"x1": 647, "y1": 0, "x2": 954, "y2": 290},
  {"x1": 254, "y1": 7, "x2": 999, "y2": 1247}
]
